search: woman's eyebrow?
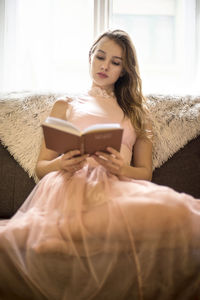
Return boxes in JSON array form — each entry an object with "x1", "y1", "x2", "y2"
[{"x1": 97, "y1": 49, "x2": 122, "y2": 60}]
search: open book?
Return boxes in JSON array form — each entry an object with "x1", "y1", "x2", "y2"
[{"x1": 42, "y1": 117, "x2": 123, "y2": 154}]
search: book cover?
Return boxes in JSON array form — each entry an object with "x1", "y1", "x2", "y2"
[{"x1": 42, "y1": 117, "x2": 123, "y2": 154}]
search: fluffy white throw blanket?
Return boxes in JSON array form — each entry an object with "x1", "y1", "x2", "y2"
[{"x1": 0, "y1": 91, "x2": 200, "y2": 182}]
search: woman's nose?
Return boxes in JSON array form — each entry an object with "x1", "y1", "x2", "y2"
[{"x1": 101, "y1": 61, "x2": 109, "y2": 71}]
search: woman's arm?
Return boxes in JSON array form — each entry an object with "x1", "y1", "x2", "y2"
[
  {"x1": 35, "y1": 100, "x2": 88, "y2": 179},
  {"x1": 122, "y1": 136, "x2": 153, "y2": 180},
  {"x1": 93, "y1": 124, "x2": 153, "y2": 181}
]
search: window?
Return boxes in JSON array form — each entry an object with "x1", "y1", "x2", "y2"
[
  {"x1": 109, "y1": 0, "x2": 200, "y2": 94},
  {"x1": 0, "y1": 0, "x2": 199, "y2": 94},
  {"x1": 0, "y1": 0, "x2": 93, "y2": 92}
]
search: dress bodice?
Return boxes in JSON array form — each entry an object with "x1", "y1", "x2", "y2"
[{"x1": 66, "y1": 86, "x2": 137, "y2": 164}]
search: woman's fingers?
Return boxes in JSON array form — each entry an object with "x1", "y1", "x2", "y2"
[
  {"x1": 62, "y1": 150, "x2": 81, "y2": 159},
  {"x1": 59, "y1": 146, "x2": 124, "y2": 175},
  {"x1": 94, "y1": 147, "x2": 124, "y2": 175},
  {"x1": 93, "y1": 155, "x2": 119, "y2": 170},
  {"x1": 95, "y1": 147, "x2": 123, "y2": 166},
  {"x1": 107, "y1": 147, "x2": 122, "y2": 158},
  {"x1": 63, "y1": 154, "x2": 88, "y2": 165},
  {"x1": 60, "y1": 150, "x2": 89, "y2": 172}
]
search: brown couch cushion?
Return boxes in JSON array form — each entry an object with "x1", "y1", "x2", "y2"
[
  {"x1": 0, "y1": 143, "x2": 35, "y2": 218},
  {"x1": 152, "y1": 136, "x2": 200, "y2": 198}
]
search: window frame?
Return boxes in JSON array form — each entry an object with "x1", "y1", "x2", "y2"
[
  {"x1": 93, "y1": 0, "x2": 112, "y2": 38},
  {"x1": 105, "y1": 0, "x2": 200, "y2": 93}
]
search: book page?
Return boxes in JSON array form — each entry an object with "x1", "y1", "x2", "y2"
[
  {"x1": 83, "y1": 123, "x2": 121, "y2": 134},
  {"x1": 44, "y1": 117, "x2": 81, "y2": 136}
]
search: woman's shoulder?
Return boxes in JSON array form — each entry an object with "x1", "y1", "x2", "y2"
[
  {"x1": 50, "y1": 96, "x2": 72, "y2": 120},
  {"x1": 55, "y1": 94, "x2": 74, "y2": 103}
]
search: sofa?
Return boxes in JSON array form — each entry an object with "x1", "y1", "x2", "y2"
[
  {"x1": 0, "y1": 92, "x2": 200, "y2": 300},
  {"x1": 0, "y1": 135, "x2": 200, "y2": 219},
  {"x1": 0, "y1": 92, "x2": 200, "y2": 219}
]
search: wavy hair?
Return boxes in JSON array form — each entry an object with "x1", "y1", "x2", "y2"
[{"x1": 89, "y1": 29, "x2": 150, "y2": 138}]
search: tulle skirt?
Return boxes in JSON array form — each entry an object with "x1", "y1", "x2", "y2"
[{"x1": 0, "y1": 161, "x2": 200, "y2": 300}]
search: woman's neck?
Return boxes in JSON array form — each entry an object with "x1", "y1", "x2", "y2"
[{"x1": 90, "y1": 84, "x2": 114, "y2": 98}]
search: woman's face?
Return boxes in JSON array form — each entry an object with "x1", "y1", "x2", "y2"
[{"x1": 90, "y1": 37, "x2": 124, "y2": 92}]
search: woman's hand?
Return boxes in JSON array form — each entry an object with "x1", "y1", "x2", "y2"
[
  {"x1": 93, "y1": 147, "x2": 126, "y2": 176},
  {"x1": 59, "y1": 150, "x2": 89, "y2": 173}
]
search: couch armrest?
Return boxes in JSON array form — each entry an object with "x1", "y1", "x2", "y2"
[
  {"x1": 152, "y1": 135, "x2": 200, "y2": 198},
  {"x1": 0, "y1": 142, "x2": 36, "y2": 218}
]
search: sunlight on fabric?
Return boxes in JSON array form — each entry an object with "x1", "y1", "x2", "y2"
[{"x1": 2, "y1": 0, "x2": 93, "y2": 93}]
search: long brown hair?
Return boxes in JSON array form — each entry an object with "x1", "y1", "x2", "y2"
[{"x1": 89, "y1": 29, "x2": 150, "y2": 138}]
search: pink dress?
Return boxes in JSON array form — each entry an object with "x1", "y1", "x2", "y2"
[{"x1": 0, "y1": 87, "x2": 200, "y2": 300}]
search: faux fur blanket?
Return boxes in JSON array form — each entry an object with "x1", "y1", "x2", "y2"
[{"x1": 0, "y1": 91, "x2": 200, "y2": 182}]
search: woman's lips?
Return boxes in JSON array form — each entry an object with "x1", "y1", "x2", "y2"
[{"x1": 97, "y1": 72, "x2": 108, "y2": 79}]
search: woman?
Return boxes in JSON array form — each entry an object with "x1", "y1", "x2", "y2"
[
  {"x1": 0, "y1": 30, "x2": 199, "y2": 300},
  {"x1": 36, "y1": 29, "x2": 152, "y2": 181}
]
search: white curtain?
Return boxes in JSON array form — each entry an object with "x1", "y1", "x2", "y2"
[{"x1": 0, "y1": 0, "x2": 94, "y2": 93}]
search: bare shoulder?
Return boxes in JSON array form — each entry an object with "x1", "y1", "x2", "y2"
[{"x1": 50, "y1": 97, "x2": 72, "y2": 120}]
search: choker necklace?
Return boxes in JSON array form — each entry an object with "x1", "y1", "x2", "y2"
[{"x1": 88, "y1": 86, "x2": 115, "y2": 99}]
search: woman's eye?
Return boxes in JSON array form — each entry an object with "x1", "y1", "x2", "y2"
[
  {"x1": 96, "y1": 56, "x2": 104, "y2": 60},
  {"x1": 95, "y1": 55, "x2": 120, "y2": 66},
  {"x1": 112, "y1": 61, "x2": 120, "y2": 66}
]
